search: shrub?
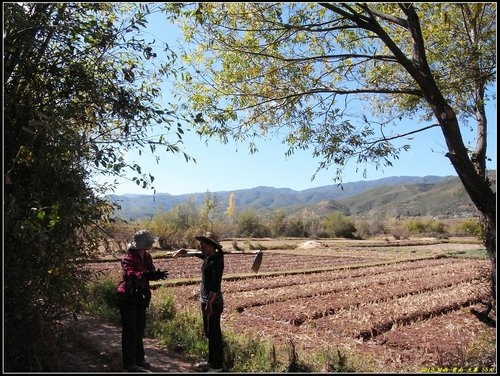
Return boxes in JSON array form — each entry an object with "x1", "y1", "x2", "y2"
[
  {"x1": 405, "y1": 219, "x2": 446, "y2": 236},
  {"x1": 285, "y1": 218, "x2": 307, "y2": 237},
  {"x1": 322, "y1": 212, "x2": 357, "y2": 238},
  {"x1": 386, "y1": 219, "x2": 410, "y2": 240},
  {"x1": 355, "y1": 218, "x2": 385, "y2": 238},
  {"x1": 82, "y1": 276, "x2": 121, "y2": 324},
  {"x1": 457, "y1": 218, "x2": 484, "y2": 238},
  {"x1": 237, "y1": 209, "x2": 271, "y2": 238}
]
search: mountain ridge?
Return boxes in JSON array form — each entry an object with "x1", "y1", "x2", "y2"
[{"x1": 108, "y1": 172, "x2": 496, "y2": 220}]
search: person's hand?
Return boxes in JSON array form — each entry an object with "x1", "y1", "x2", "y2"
[
  {"x1": 204, "y1": 302, "x2": 213, "y2": 317},
  {"x1": 143, "y1": 270, "x2": 168, "y2": 280},
  {"x1": 155, "y1": 269, "x2": 167, "y2": 280}
]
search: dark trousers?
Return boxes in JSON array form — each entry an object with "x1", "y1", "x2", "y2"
[
  {"x1": 118, "y1": 296, "x2": 147, "y2": 368},
  {"x1": 201, "y1": 302, "x2": 224, "y2": 369}
]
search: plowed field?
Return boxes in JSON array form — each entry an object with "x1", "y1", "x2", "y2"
[{"x1": 88, "y1": 238, "x2": 496, "y2": 373}]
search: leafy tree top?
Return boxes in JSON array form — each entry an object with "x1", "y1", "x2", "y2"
[{"x1": 163, "y1": 3, "x2": 496, "y2": 182}]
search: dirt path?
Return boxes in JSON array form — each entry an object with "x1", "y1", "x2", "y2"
[{"x1": 57, "y1": 313, "x2": 199, "y2": 373}]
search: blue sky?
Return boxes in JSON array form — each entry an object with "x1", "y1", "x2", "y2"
[{"x1": 102, "y1": 10, "x2": 497, "y2": 196}]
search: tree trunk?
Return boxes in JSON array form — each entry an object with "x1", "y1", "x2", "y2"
[
  {"x1": 436, "y1": 103, "x2": 496, "y2": 310},
  {"x1": 481, "y1": 212, "x2": 496, "y2": 310}
]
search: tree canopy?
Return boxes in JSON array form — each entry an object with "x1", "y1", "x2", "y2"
[
  {"x1": 3, "y1": 3, "x2": 187, "y2": 370},
  {"x1": 165, "y1": 3, "x2": 495, "y2": 179}
]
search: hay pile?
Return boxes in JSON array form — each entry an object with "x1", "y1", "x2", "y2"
[{"x1": 296, "y1": 240, "x2": 328, "y2": 250}]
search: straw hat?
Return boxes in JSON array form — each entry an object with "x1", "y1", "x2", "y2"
[{"x1": 195, "y1": 231, "x2": 222, "y2": 250}]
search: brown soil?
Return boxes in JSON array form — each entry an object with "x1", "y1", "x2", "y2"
[
  {"x1": 80, "y1": 239, "x2": 496, "y2": 373},
  {"x1": 56, "y1": 312, "x2": 198, "y2": 373}
]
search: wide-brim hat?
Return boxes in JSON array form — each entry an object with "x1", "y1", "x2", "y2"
[
  {"x1": 195, "y1": 231, "x2": 222, "y2": 250},
  {"x1": 129, "y1": 229, "x2": 155, "y2": 250}
]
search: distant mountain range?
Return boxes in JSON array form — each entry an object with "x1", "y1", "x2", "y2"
[{"x1": 108, "y1": 171, "x2": 496, "y2": 220}]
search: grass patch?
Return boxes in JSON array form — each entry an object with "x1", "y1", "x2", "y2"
[
  {"x1": 247, "y1": 242, "x2": 268, "y2": 251},
  {"x1": 151, "y1": 308, "x2": 207, "y2": 358},
  {"x1": 446, "y1": 249, "x2": 489, "y2": 259},
  {"x1": 223, "y1": 332, "x2": 284, "y2": 372},
  {"x1": 82, "y1": 275, "x2": 121, "y2": 325},
  {"x1": 313, "y1": 347, "x2": 352, "y2": 372}
]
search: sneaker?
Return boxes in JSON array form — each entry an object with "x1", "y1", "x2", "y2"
[
  {"x1": 208, "y1": 368, "x2": 223, "y2": 373},
  {"x1": 195, "y1": 361, "x2": 210, "y2": 369},
  {"x1": 137, "y1": 361, "x2": 151, "y2": 369}
]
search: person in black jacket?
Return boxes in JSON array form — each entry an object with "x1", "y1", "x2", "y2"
[
  {"x1": 116, "y1": 229, "x2": 167, "y2": 372},
  {"x1": 174, "y1": 231, "x2": 225, "y2": 372}
]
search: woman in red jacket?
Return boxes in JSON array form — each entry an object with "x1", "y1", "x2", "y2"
[{"x1": 116, "y1": 229, "x2": 166, "y2": 372}]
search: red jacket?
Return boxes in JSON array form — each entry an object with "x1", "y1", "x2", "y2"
[{"x1": 117, "y1": 250, "x2": 155, "y2": 294}]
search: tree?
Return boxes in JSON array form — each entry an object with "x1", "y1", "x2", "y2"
[
  {"x1": 163, "y1": 2, "x2": 496, "y2": 309},
  {"x1": 200, "y1": 190, "x2": 219, "y2": 231},
  {"x1": 237, "y1": 208, "x2": 270, "y2": 238},
  {"x1": 226, "y1": 192, "x2": 236, "y2": 220},
  {"x1": 270, "y1": 209, "x2": 287, "y2": 237},
  {"x1": 3, "y1": 3, "x2": 187, "y2": 370},
  {"x1": 323, "y1": 212, "x2": 357, "y2": 238},
  {"x1": 225, "y1": 192, "x2": 237, "y2": 236}
]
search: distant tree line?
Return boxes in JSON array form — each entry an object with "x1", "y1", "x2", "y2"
[{"x1": 102, "y1": 195, "x2": 483, "y2": 252}]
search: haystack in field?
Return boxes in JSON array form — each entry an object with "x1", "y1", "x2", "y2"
[{"x1": 296, "y1": 240, "x2": 328, "y2": 250}]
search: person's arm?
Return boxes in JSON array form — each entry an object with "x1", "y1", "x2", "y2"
[
  {"x1": 205, "y1": 256, "x2": 223, "y2": 316},
  {"x1": 173, "y1": 248, "x2": 203, "y2": 258}
]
